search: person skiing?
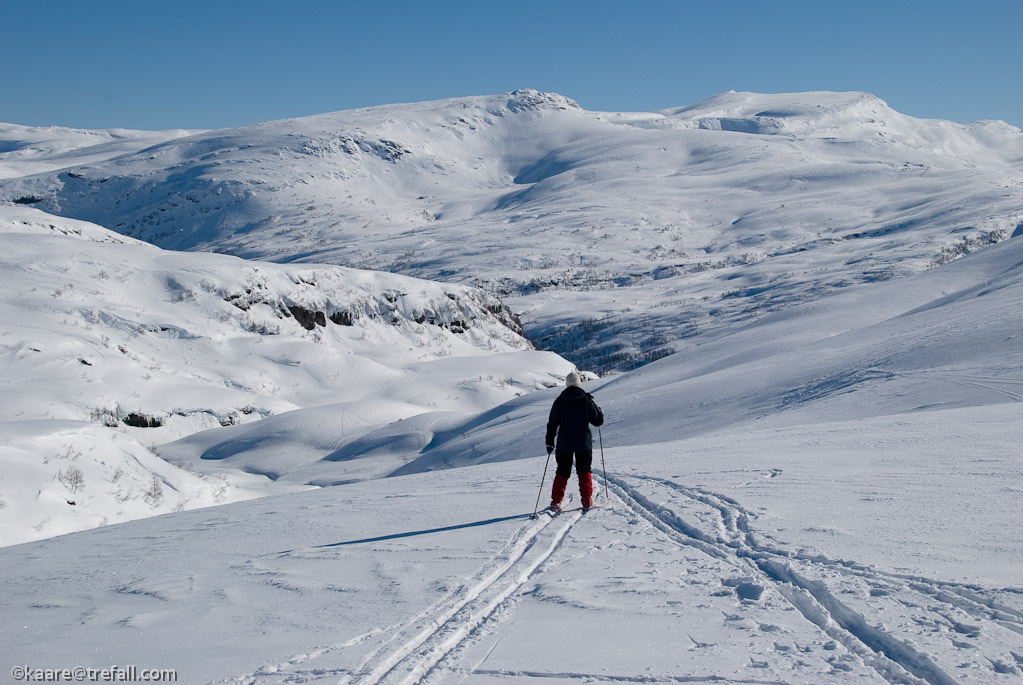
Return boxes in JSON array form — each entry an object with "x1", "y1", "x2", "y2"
[{"x1": 545, "y1": 369, "x2": 604, "y2": 511}]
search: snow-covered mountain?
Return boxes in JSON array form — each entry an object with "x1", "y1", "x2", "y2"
[
  {"x1": 0, "y1": 205, "x2": 569, "y2": 546},
  {"x1": 2, "y1": 91, "x2": 1023, "y2": 683},
  {"x1": 0, "y1": 122, "x2": 201, "y2": 180},
  {"x1": 3, "y1": 89, "x2": 1021, "y2": 371}
]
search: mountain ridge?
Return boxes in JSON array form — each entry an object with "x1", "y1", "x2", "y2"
[{"x1": 3, "y1": 89, "x2": 1020, "y2": 374}]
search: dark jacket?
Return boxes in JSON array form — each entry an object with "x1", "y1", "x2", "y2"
[{"x1": 545, "y1": 386, "x2": 604, "y2": 452}]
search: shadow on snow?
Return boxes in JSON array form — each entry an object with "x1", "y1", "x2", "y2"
[{"x1": 311, "y1": 513, "x2": 532, "y2": 548}]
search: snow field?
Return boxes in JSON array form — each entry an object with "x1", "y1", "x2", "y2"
[
  {"x1": 3, "y1": 399, "x2": 1020, "y2": 684},
  {"x1": 0, "y1": 419, "x2": 267, "y2": 547}
]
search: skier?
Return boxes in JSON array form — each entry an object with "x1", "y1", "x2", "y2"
[{"x1": 545, "y1": 369, "x2": 604, "y2": 512}]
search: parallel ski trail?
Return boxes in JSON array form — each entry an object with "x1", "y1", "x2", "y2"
[
  {"x1": 235, "y1": 472, "x2": 1020, "y2": 684},
  {"x1": 348, "y1": 508, "x2": 583, "y2": 685},
  {"x1": 239, "y1": 511, "x2": 563, "y2": 684},
  {"x1": 604, "y1": 472, "x2": 966, "y2": 685}
]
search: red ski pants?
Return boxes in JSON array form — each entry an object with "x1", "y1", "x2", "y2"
[{"x1": 551, "y1": 450, "x2": 593, "y2": 507}]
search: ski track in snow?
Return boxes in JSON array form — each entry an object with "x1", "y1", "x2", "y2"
[
  {"x1": 226, "y1": 470, "x2": 1023, "y2": 684},
  {"x1": 230, "y1": 504, "x2": 584, "y2": 685},
  {"x1": 467, "y1": 669, "x2": 792, "y2": 684},
  {"x1": 603, "y1": 473, "x2": 1022, "y2": 685},
  {"x1": 361, "y1": 510, "x2": 582, "y2": 685}
]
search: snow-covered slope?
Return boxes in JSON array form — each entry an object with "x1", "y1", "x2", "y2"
[
  {"x1": 2, "y1": 89, "x2": 1021, "y2": 371},
  {"x1": 3, "y1": 217, "x2": 1019, "y2": 683},
  {"x1": 3, "y1": 88, "x2": 1021, "y2": 544},
  {"x1": 392, "y1": 223, "x2": 1023, "y2": 474},
  {"x1": 2, "y1": 91, "x2": 1023, "y2": 683},
  {"x1": 0, "y1": 122, "x2": 201, "y2": 179},
  {"x1": 0, "y1": 205, "x2": 570, "y2": 546},
  {"x1": 2, "y1": 403, "x2": 1021, "y2": 684}
]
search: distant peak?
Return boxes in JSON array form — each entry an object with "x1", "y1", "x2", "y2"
[
  {"x1": 664, "y1": 90, "x2": 891, "y2": 119},
  {"x1": 650, "y1": 90, "x2": 907, "y2": 137},
  {"x1": 506, "y1": 89, "x2": 581, "y2": 113}
]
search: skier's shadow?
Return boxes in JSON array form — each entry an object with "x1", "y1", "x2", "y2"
[{"x1": 312, "y1": 513, "x2": 532, "y2": 549}]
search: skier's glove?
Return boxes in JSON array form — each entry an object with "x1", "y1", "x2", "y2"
[{"x1": 546, "y1": 444, "x2": 554, "y2": 455}]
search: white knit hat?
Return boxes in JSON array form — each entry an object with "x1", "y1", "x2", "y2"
[{"x1": 566, "y1": 369, "x2": 582, "y2": 387}]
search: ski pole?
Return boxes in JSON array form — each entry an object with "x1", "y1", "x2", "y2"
[
  {"x1": 599, "y1": 427, "x2": 609, "y2": 504},
  {"x1": 532, "y1": 448, "x2": 553, "y2": 518}
]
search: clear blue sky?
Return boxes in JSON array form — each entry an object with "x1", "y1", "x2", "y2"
[{"x1": 2, "y1": 0, "x2": 1020, "y2": 130}]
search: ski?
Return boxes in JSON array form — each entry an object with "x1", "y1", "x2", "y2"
[{"x1": 531, "y1": 504, "x2": 560, "y2": 519}]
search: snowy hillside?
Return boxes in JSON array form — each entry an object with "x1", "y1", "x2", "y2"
[
  {"x1": 0, "y1": 122, "x2": 200, "y2": 179},
  {"x1": 2, "y1": 90, "x2": 1022, "y2": 683},
  {"x1": 175, "y1": 211, "x2": 1023, "y2": 487},
  {"x1": 437, "y1": 227, "x2": 1023, "y2": 461},
  {"x1": 3, "y1": 226, "x2": 1019, "y2": 684},
  {"x1": 2, "y1": 89, "x2": 1021, "y2": 370},
  {"x1": 0, "y1": 205, "x2": 569, "y2": 546}
]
